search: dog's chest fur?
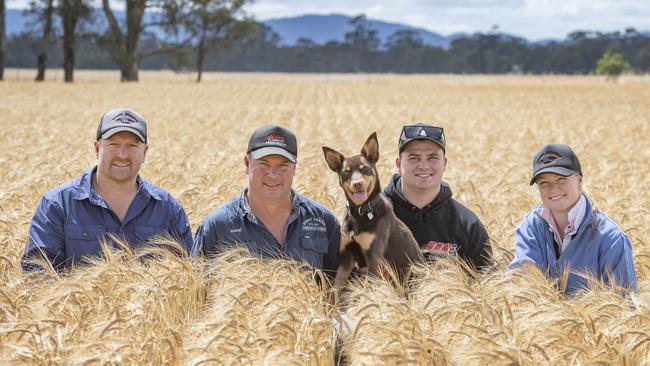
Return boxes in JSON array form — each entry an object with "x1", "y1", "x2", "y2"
[{"x1": 341, "y1": 194, "x2": 392, "y2": 253}]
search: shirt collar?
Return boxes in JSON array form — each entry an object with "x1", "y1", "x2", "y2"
[
  {"x1": 137, "y1": 176, "x2": 163, "y2": 200},
  {"x1": 72, "y1": 166, "x2": 162, "y2": 202},
  {"x1": 541, "y1": 194, "x2": 587, "y2": 236},
  {"x1": 568, "y1": 194, "x2": 587, "y2": 235},
  {"x1": 239, "y1": 188, "x2": 303, "y2": 222},
  {"x1": 72, "y1": 166, "x2": 95, "y2": 201}
]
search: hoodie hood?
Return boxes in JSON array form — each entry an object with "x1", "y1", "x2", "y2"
[{"x1": 384, "y1": 173, "x2": 453, "y2": 223}]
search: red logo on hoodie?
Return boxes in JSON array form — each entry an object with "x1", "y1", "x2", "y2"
[{"x1": 425, "y1": 241, "x2": 458, "y2": 254}]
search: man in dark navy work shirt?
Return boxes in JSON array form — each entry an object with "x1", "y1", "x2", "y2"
[
  {"x1": 193, "y1": 125, "x2": 340, "y2": 275},
  {"x1": 22, "y1": 108, "x2": 193, "y2": 271}
]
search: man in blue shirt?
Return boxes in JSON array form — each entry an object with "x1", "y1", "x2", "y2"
[
  {"x1": 22, "y1": 108, "x2": 193, "y2": 271},
  {"x1": 193, "y1": 125, "x2": 340, "y2": 275}
]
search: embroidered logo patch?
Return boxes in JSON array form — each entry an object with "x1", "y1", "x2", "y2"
[
  {"x1": 112, "y1": 112, "x2": 138, "y2": 125},
  {"x1": 266, "y1": 133, "x2": 286, "y2": 146},
  {"x1": 537, "y1": 151, "x2": 562, "y2": 166},
  {"x1": 303, "y1": 217, "x2": 327, "y2": 232}
]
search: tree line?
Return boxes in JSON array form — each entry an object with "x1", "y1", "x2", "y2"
[
  {"x1": 1, "y1": 3, "x2": 650, "y2": 82},
  {"x1": 1, "y1": 0, "x2": 254, "y2": 82}
]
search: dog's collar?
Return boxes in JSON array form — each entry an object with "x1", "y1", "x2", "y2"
[{"x1": 347, "y1": 193, "x2": 385, "y2": 221}]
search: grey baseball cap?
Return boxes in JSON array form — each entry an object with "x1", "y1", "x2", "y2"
[
  {"x1": 247, "y1": 125, "x2": 297, "y2": 163},
  {"x1": 96, "y1": 108, "x2": 147, "y2": 143}
]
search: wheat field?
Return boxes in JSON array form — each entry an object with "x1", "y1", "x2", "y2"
[{"x1": 1, "y1": 70, "x2": 650, "y2": 365}]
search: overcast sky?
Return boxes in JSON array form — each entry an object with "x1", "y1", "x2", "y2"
[{"x1": 249, "y1": 0, "x2": 650, "y2": 40}]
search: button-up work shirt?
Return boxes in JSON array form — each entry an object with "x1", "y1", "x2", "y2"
[
  {"x1": 192, "y1": 190, "x2": 340, "y2": 274},
  {"x1": 23, "y1": 167, "x2": 193, "y2": 270}
]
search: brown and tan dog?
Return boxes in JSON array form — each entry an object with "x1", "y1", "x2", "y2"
[{"x1": 323, "y1": 132, "x2": 422, "y2": 292}]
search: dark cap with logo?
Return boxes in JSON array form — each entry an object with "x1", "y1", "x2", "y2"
[
  {"x1": 530, "y1": 144, "x2": 582, "y2": 185},
  {"x1": 247, "y1": 125, "x2": 297, "y2": 163},
  {"x1": 398, "y1": 123, "x2": 446, "y2": 153},
  {"x1": 96, "y1": 108, "x2": 147, "y2": 143}
]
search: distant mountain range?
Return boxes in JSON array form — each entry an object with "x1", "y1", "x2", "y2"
[
  {"x1": 263, "y1": 14, "x2": 467, "y2": 48},
  {"x1": 8, "y1": 8, "x2": 619, "y2": 49}
]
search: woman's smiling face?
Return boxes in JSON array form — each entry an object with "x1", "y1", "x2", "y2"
[{"x1": 536, "y1": 172, "x2": 582, "y2": 215}]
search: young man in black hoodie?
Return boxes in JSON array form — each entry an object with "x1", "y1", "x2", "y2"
[{"x1": 383, "y1": 123, "x2": 492, "y2": 271}]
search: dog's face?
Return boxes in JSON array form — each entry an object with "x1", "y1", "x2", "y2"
[{"x1": 323, "y1": 132, "x2": 380, "y2": 206}]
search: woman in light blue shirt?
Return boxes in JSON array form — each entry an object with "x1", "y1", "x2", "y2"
[{"x1": 509, "y1": 144, "x2": 637, "y2": 295}]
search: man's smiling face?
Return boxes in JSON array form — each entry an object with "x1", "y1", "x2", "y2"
[
  {"x1": 245, "y1": 154, "x2": 296, "y2": 204},
  {"x1": 397, "y1": 139, "x2": 447, "y2": 193}
]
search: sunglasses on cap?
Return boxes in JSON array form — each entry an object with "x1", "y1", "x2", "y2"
[
  {"x1": 402, "y1": 125, "x2": 444, "y2": 139},
  {"x1": 398, "y1": 124, "x2": 446, "y2": 152}
]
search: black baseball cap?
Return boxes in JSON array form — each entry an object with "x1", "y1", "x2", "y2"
[
  {"x1": 398, "y1": 123, "x2": 446, "y2": 153},
  {"x1": 96, "y1": 108, "x2": 147, "y2": 143},
  {"x1": 530, "y1": 144, "x2": 582, "y2": 185},
  {"x1": 247, "y1": 125, "x2": 297, "y2": 163}
]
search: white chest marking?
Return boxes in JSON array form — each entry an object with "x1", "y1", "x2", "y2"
[{"x1": 353, "y1": 232, "x2": 376, "y2": 252}]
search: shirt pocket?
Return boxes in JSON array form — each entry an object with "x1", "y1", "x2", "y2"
[
  {"x1": 301, "y1": 235, "x2": 330, "y2": 254},
  {"x1": 64, "y1": 225, "x2": 106, "y2": 262},
  {"x1": 299, "y1": 235, "x2": 330, "y2": 270}
]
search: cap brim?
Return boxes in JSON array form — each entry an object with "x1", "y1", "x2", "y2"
[
  {"x1": 250, "y1": 147, "x2": 296, "y2": 163},
  {"x1": 399, "y1": 137, "x2": 445, "y2": 152},
  {"x1": 529, "y1": 167, "x2": 575, "y2": 185},
  {"x1": 101, "y1": 127, "x2": 146, "y2": 143}
]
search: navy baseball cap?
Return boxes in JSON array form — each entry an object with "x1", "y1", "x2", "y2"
[
  {"x1": 398, "y1": 123, "x2": 446, "y2": 153},
  {"x1": 530, "y1": 144, "x2": 582, "y2": 185},
  {"x1": 96, "y1": 108, "x2": 147, "y2": 143},
  {"x1": 247, "y1": 125, "x2": 297, "y2": 163}
]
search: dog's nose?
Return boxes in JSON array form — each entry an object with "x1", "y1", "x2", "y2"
[{"x1": 352, "y1": 180, "x2": 363, "y2": 188}]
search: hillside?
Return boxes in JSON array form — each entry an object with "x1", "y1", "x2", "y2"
[{"x1": 6, "y1": 9, "x2": 466, "y2": 47}]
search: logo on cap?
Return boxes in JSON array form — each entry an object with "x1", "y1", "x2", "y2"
[
  {"x1": 419, "y1": 129, "x2": 427, "y2": 136},
  {"x1": 537, "y1": 151, "x2": 562, "y2": 166},
  {"x1": 112, "y1": 112, "x2": 138, "y2": 125},
  {"x1": 266, "y1": 133, "x2": 286, "y2": 146}
]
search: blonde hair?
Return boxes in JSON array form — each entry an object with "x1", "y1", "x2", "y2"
[{"x1": 578, "y1": 176, "x2": 600, "y2": 213}]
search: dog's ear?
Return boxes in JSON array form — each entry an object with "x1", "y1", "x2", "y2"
[
  {"x1": 361, "y1": 132, "x2": 379, "y2": 164},
  {"x1": 322, "y1": 146, "x2": 345, "y2": 172}
]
